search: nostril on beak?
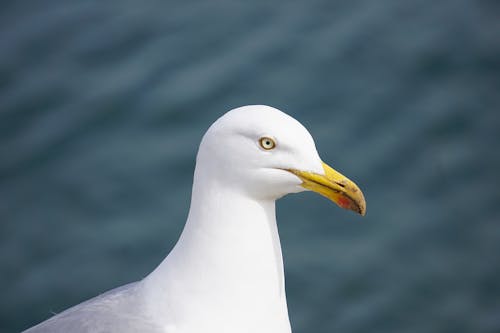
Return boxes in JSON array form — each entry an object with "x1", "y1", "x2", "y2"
[{"x1": 336, "y1": 180, "x2": 348, "y2": 188}]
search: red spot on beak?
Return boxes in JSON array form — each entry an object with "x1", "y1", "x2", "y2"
[{"x1": 337, "y1": 196, "x2": 351, "y2": 209}]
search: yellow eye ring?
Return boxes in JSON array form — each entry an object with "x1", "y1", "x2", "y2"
[{"x1": 259, "y1": 137, "x2": 276, "y2": 150}]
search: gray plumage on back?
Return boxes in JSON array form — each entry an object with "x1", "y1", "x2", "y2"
[{"x1": 23, "y1": 283, "x2": 164, "y2": 333}]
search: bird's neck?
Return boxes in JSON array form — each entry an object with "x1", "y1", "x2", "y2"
[
  {"x1": 143, "y1": 174, "x2": 290, "y2": 331},
  {"x1": 181, "y1": 183, "x2": 285, "y2": 297}
]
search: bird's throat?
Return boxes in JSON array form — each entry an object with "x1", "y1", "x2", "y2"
[
  {"x1": 181, "y1": 183, "x2": 285, "y2": 299},
  {"x1": 144, "y1": 179, "x2": 290, "y2": 330}
]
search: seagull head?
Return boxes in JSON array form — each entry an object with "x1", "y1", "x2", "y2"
[{"x1": 196, "y1": 105, "x2": 366, "y2": 215}]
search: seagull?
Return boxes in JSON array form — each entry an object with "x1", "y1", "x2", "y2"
[{"x1": 24, "y1": 105, "x2": 366, "y2": 333}]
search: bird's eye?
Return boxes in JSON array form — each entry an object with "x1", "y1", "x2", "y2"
[{"x1": 259, "y1": 137, "x2": 276, "y2": 150}]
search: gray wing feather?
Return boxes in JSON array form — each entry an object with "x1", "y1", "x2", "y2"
[{"x1": 23, "y1": 282, "x2": 165, "y2": 333}]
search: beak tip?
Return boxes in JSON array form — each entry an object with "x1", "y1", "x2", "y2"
[
  {"x1": 353, "y1": 200, "x2": 366, "y2": 216},
  {"x1": 357, "y1": 195, "x2": 366, "y2": 217}
]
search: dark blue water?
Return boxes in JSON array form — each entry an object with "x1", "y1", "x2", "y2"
[{"x1": 1, "y1": 0, "x2": 499, "y2": 332}]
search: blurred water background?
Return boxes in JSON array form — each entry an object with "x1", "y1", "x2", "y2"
[{"x1": 1, "y1": 0, "x2": 499, "y2": 332}]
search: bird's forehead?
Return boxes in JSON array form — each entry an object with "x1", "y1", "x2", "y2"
[{"x1": 212, "y1": 106, "x2": 312, "y2": 142}]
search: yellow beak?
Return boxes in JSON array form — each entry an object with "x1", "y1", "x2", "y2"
[{"x1": 288, "y1": 162, "x2": 366, "y2": 216}]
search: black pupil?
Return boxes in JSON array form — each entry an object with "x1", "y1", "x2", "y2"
[{"x1": 261, "y1": 138, "x2": 273, "y2": 148}]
